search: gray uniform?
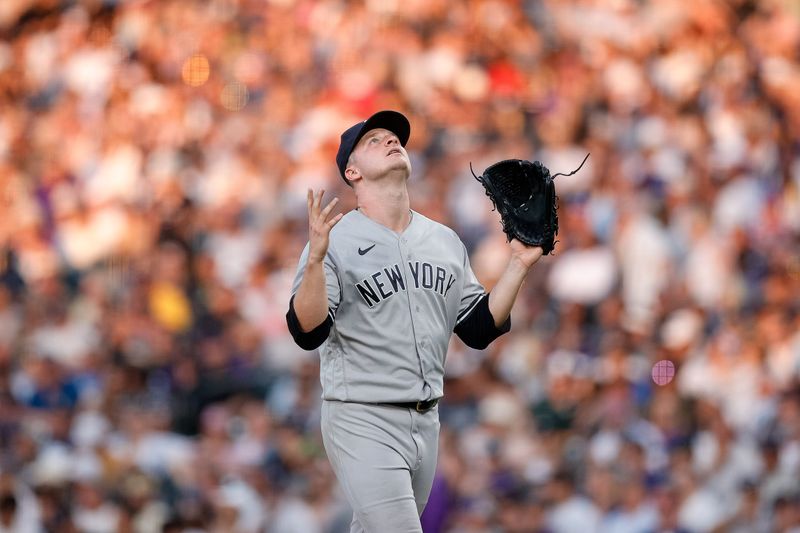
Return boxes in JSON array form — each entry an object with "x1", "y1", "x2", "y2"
[
  {"x1": 289, "y1": 208, "x2": 489, "y2": 533},
  {"x1": 290, "y1": 208, "x2": 486, "y2": 402}
]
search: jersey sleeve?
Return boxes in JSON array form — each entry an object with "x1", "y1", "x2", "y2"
[
  {"x1": 453, "y1": 241, "x2": 511, "y2": 349},
  {"x1": 285, "y1": 243, "x2": 341, "y2": 350}
]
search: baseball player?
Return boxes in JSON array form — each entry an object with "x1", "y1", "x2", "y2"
[{"x1": 286, "y1": 110, "x2": 543, "y2": 533}]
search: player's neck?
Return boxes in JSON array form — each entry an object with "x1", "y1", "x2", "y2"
[{"x1": 356, "y1": 181, "x2": 411, "y2": 233}]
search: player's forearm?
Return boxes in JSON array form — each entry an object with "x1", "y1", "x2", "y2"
[
  {"x1": 293, "y1": 260, "x2": 330, "y2": 332},
  {"x1": 488, "y1": 256, "x2": 531, "y2": 327}
]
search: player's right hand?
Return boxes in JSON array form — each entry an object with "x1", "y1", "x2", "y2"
[{"x1": 307, "y1": 189, "x2": 343, "y2": 264}]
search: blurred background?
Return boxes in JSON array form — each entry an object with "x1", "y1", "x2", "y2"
[{"x1": 1, "y1": 0, "x2": 799, "y2": 531}]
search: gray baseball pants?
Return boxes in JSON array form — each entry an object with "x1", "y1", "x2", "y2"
[{"x1": 320, "y1": 400, "x2": 440, "y2": 533}]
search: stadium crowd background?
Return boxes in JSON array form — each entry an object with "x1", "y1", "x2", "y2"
[{"x1": 1, "y1": 0, "x2": 799, "y2": 531}]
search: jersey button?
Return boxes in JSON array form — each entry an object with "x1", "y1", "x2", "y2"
[{"x1": 415, "y1": 305, "x2": 420, "y2": 312}]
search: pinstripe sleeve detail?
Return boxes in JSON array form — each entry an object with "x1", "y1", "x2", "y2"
[
  {"x1": 456, "y1": 293, "x2": 487, "y2": 325},
  {"x1": 453, "y1": 291, "x2": 510, "y2": 349}
]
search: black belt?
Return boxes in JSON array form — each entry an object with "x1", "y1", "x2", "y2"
[{"x1": 379, "y1": 398, "x2": 440, "y2": 413}]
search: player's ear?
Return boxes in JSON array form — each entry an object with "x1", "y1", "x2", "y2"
[{"x1": 345, "y1": 166, "x2": 361, "y2": 183}]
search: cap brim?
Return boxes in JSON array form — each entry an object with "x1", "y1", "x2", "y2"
[{"x1": 353, "y1": 110, "x2": 410, "y2": 150}]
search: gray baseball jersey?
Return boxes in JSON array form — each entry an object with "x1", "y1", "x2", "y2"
[{"x1": 290, "y1": 208, "x2": 486, "y2": 403}]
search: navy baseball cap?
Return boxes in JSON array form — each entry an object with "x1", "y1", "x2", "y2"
[{"x1": 336, "y1": 110, "x2": 411, "y2": 184}]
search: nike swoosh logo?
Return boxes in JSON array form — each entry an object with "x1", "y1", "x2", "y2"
[{"x1": 358, "y1": 244, "x2": 376, "y2": 256}]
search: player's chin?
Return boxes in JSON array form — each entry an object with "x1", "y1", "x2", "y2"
[
  {"x1": 389, "y1": 158, "x2": 412, "y2": 175},
  {"x1": 386, "y1": 158, "x2": 411, "y2": 178}
]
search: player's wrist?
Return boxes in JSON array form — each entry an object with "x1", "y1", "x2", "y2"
[
  {"x1": 307, "y1": 255, "x2": 325, "y2": 266},
  {"x1": 508, "y1": 253, "x2": 532, "y2": 271}
]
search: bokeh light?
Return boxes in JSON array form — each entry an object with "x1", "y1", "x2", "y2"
[
  {"x1": 220, "y1": 81, "x2": 249, "y2": 111},
  {"x1": 652, "y1": 360, "x2": 676, "y2": 386},
  {"x1": 181, "y1": 53, "x2": 210, "y2": 87}
]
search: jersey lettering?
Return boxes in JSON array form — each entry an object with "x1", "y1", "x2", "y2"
[
  {"x1": 356, "y1": 261, "x2": 456, "y2": 307},
  {"x1": 434, "y1": 266, "x2": 446, "y2": 294},
  {"x1": 372, "y1": 271, "x2": 392, "y2": 299},
  {"x1": 409, "y1": 261, "x2": 420, "y2": 287},
  {"x1": 421, "y1": 263, "x2": 433, "y2": 289},
  {"x1": 444, "y1": 274, "x2": 457, "y2": 297},
  {"x1": 356, "y1": 279, "x2": 381, "y2": 307},
  {"x1": 409, "y1": 262, "x2": 455, "y2": 298},
  {"x1": 384, "y1": 264, "x2": 406, "y2": 292}
]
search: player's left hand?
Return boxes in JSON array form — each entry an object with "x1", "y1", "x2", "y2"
[{"x1": 509, "y1": 238, "x2": 544, "y2": 269}]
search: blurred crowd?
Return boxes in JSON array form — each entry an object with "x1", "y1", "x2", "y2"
[{"x1": 1, "y1": 0, "x2": 799, "y2": 531}]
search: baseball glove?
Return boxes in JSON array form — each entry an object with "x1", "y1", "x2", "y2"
[{"x1": 471, "y1": 154, "x2": 589, "y2": 255}]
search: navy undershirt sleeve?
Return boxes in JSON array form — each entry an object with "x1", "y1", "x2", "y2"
[
  {"x1": 286, "y1": 295, "x2": 333, "y2": 350},
  {"x1": 453, "y1": 293, "x2": 511, "y2": 350}
]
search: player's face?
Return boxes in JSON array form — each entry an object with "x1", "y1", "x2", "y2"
[{"x1": 346, "y1": 128, "x2": 411, "y2": 182}]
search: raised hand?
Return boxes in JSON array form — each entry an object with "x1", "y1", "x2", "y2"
[
  {"x1": 307, "y1": 189, "x2": 343, "y2": 264},
  {"x1": 487, "y1": 239, "x2": 544, "y2": 328},
  {"x1": 509, "y1": 238, "x2": 544, "y2": 270}
]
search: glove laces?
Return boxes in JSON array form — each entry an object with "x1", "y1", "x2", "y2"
[{"x1": 552, "y1": 153, "x2": 590, "y2": 180}]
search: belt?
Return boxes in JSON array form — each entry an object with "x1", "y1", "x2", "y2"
[{"x1": 379, "y1": 398, "x2": 440, "y2": 413}]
